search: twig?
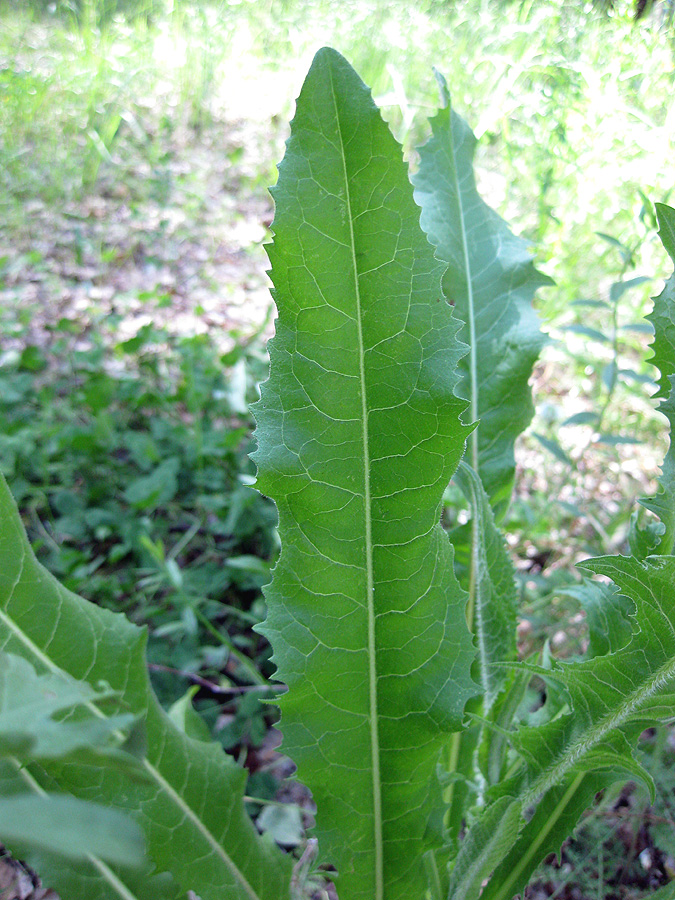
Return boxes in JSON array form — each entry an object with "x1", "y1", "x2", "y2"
[{"x1": 147, "y1": 663, "x2": 284, "y2": 695}]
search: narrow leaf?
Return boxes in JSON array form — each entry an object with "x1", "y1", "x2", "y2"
[
  {"x1": 446, "y1": 797, "x2": 522, "y2": 900},
  {"x1": 480, "y1": 773, "x2": 605, "y2": 900},
  {"x1": 0, "y1": 651, "x2": 134, "y2": 761},
  {"x1": 253, "y1": 47, "x2": 476, "y2": 900},
  {"x1": 563, "y1": 324, "x2": 610, "y2": 343},
  {"x1": 561, "y1": 411, "x2": 599, "y2": 427},
  {"x1": 412, "y1": 73, "x2": 551, "y2": 513},
  {"x1": 453, "y1": 463, "x2": 517, "y2": 713},
  {"x1": 0, "y1": 794, "x2": 145, "y2": 866},
  {"x1": 609, "y1": 275, "x2": 650, "y2": 303},
  {"x1": 531, "y1": 432, "x2": 571, "y2": 465}
]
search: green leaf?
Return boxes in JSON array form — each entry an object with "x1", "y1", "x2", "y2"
[
  {"x1": 253, "y1": 47, "x2": 476, "y2": 900},
  {"x1": 0, "y1": 794, "x2": 145, "y2": 867},
  {"x1": 570, "y1": 298, "x2": 611, "y2": 309},
  {"x1": 609, "y1": 275, "x2": 650, "y2": 304},
  {"x1": 648, "y1": 880, "x2": 675, "y2": 900},
  {"x1": 0, "y1": 651, "x2": 134, "y2": 759},
  {"x1": 531, "y1": 432, "x2": 571, "y2": 465},
  {"x1": 656, "y1": 202, "x2": 675, "y2": 260},
  {"x1": 596, "y1": 432, "x2": 641, "y2": 446},
  {"x1": 561, "y1": 411, "x2": 599, "y2": 427},
  {"x1": 443, "y1": 464, "x2": 517, "y2": 839},
  {"x1": 563, "y1": 324, "x2": 610, "y2": 343},
  {"x1": 167, "y1": 686, "x2": 213, "y2": 743},
  {"x1": 412, "y1": 72, "x2": 551, "y2": 513},
  {"x1": 123, "y1": 457, "x2": 180, "y2": 510},
  {"x1": 446, "y1": 797, "x2": 522, "y2": 900},
  {"x1": 453, "y1": 463, "x2": 517, "y2": 713},
  {"x1": 0, "y1": 476, "x2": 292, "y2": 900},
  {"x1": 256, "y1": 803, "x2": 304, "y2": 847},
  {"x1": 479, "y1": 554, "x2": 675, "y2": 900},
  {"x1": 620, "y1": 321, "x2": 654, "y2": 334},
  {"x1": 480, "y1": 773, "x2": 604, "y2": 900},
  {"x1": 506, "y1": 560, "x2": 675, "y2": 803},
  {"x1": 559, "y1": 581, "x2": 633, "y2": 657},
  {"x1": 641, "y1": 203, "x2": 675, "y2": 553}
]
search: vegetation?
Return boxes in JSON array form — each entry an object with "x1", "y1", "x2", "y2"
[{"x1": 2, "y1": 1, "x2": 675, "y2": 897}]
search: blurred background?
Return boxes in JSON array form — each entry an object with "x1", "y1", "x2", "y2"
[{"x1": 1, "y1": 0, "x2": 675, "y2": 895}]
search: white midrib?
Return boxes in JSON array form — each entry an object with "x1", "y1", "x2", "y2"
[
  {"x1": 447, "y1": 120, "x2": 486, "y2": 693},
  {"x1": 328, "y1": 68, "x2": 384, "y2": 899},
  {"x1": 0, "y1": 597, "x2": 261, "y2": 900}
]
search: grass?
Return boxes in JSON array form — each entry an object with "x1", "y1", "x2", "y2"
[{"x1": 1, "y1": 0, "x2": 675, "y2": 892}]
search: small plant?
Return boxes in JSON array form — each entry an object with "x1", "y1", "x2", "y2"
[{"x1": 1, "y1": 47, "x2": 675, "y2": 900}]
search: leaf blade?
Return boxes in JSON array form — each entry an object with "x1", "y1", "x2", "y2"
[
  {"x1": 413, "y1": 74, "x2": 551, "y2": 512},
  {"x1": 254, "y1": 47, "x2": 476, "y2": 900}
]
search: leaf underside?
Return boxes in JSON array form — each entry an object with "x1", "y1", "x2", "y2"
[{"x1": 253, "y1": 47, "x2": 476, "y2": 900}]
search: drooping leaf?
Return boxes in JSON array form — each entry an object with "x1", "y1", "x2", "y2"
[
  {"x1": 0, "y1": 476, "x2": 292, "y2": 900},
  {"x1": 0, "y1": 757, "x2": 180, "y2": 900},
  {"x1": 412, "y1": 72, "x2": 551, "y2": 514},
  {"x1": 0, "y1": 651, "x2": 134, "y2": 761},
  {"x1": 641, "y1": 203, "x2": 675, "y2": 553},
  {"x1": 0, "y1": 652, "x2": 146, "y2": 873},
  {"x1": 253, "y1": 47, "x2": 476, "y2": 900},
  {"x1": 558, "y1": 581, "x2": 633, "y2": 657},
  {"x1": 0, "y1": 794, "x2": 145, "y2": 866}
]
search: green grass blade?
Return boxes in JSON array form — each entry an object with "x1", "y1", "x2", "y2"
[{"x1": 253, "y1": 47, "x2": 476, "y2": 900}]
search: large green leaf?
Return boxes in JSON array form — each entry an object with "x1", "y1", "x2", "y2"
[
  {"x1": 253, "y1": 47, "x2": 476, "y2": 900},
  {"x1": 412, "y1": 72, "x2": 551, "y2": 513},
  {"x1": 0, "y1": 476, "x2": 292, "y2": 900}
]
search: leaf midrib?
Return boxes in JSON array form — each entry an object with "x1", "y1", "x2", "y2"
[{"x1": 327, "y1": 62, "x2": 384, "y2": 900}]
